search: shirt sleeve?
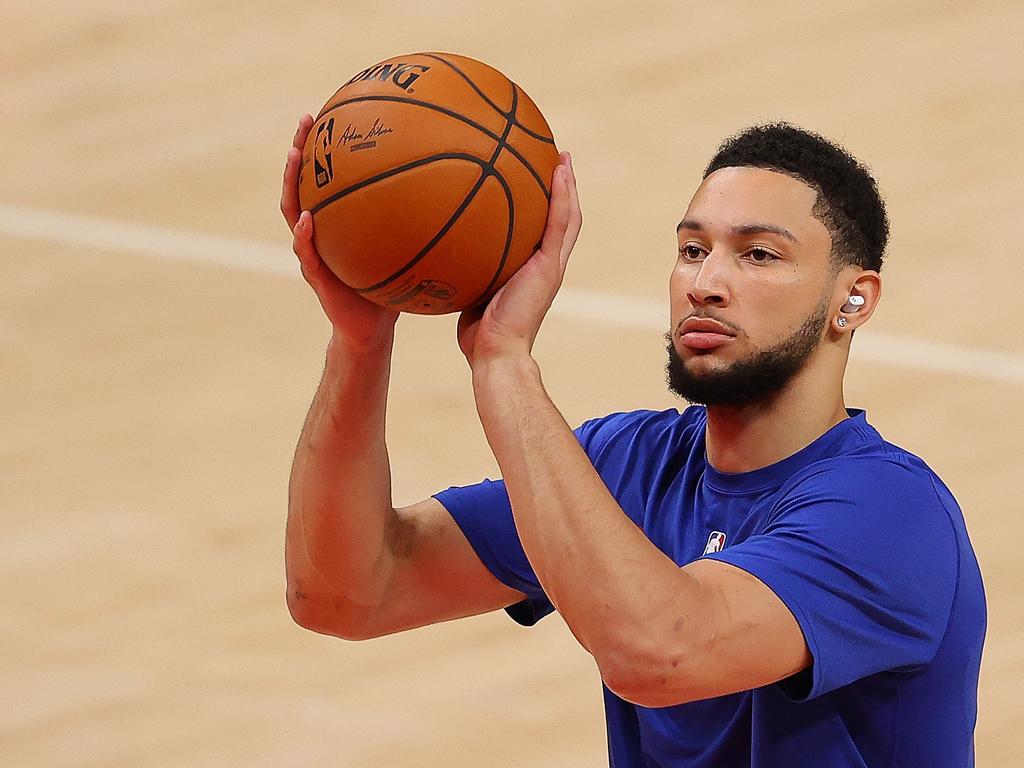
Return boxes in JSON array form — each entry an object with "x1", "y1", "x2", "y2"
[
  {"x1": 433, "y1": 478, "x2": 553, "y2": 626},
  {"x1": 431, "y1": 414, "x2": 644, "y2": 626},
  {"x1": 705, "y1": 457, "x2": 959, "y2": 701}
]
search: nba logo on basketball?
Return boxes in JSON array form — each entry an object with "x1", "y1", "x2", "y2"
[
  {"x1": 703, "y1": 531, "x2": 727, "y2": 555},
  {"x1": 314, "y1": 118, "x2": 335, "y2": 188}
]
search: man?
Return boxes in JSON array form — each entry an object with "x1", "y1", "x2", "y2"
[{"x1": 280, "y1": 120, "x2": 986, "y2": 766}]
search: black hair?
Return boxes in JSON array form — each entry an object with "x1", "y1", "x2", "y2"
[{"x1": 704, "y1": 123, "x2": 889, "y2": 272}]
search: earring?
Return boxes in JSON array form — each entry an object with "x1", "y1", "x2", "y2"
[{"x1": 837, "y1": 317, "x2": 848, "y2": 328}]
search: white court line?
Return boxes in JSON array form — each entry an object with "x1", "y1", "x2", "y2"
[{"x1": 3, "y1": 202, "x2": 1023, "y2": 385}]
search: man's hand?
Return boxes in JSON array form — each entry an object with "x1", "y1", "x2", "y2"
[
  {"x1": 281, "y1": 114, "x2": 399, "y2": 349},
  {"x1": 457, "y1": 152, "x2": 582, "y2": 366}
]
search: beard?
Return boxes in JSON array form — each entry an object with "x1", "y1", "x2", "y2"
[{"x1": 665, "y1": 299, "x2": 830, "y2": 407}]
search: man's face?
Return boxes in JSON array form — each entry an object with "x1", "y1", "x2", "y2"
[{"x1": 667, "y1": 167, "x2": 835, "y2": 406}]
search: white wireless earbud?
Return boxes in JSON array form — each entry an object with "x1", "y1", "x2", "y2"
[{"x1": 840, "y1": 295, "x2": 865, "y2": 313}]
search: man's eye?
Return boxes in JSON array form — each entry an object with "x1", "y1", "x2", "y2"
[
  {"x1": 679, "y1": 244, "x2": 705, "y2": 260},
  {"x1": 746, "y1": 247, "x2": 777, "y2": 263}
]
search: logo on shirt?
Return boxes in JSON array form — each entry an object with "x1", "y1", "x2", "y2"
[{"x1": 703, "y1": 531, "x2": 727, "y2": 555}]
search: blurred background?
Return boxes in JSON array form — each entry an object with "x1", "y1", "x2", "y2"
[{"x1": 3, "y1": 1, "x2": 1021, "y2": 765}]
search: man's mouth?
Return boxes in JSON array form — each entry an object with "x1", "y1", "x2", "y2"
[{"x1": 678, "y1": 317, "x2": 736, "y2": 350}]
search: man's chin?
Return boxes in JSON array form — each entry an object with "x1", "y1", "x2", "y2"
[
  {"x1": 665, "y1": 337, "x2": 805, "y2": 407},
  {"x1": 677, "y1": 347, "x2": 734, "y2": 374}
]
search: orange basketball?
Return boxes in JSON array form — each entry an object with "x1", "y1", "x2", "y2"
[{"x1": 298, "y1": 52, "x2": 560, "y2": 314}]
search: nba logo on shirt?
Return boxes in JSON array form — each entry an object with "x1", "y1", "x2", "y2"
[{"x1": 703, "y1": 531, "x2": 727, "y2": 555}]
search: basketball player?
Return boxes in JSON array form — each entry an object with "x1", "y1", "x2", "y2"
[{"x1": 280, "y1": 118, "x2": 986, "y2": 766}]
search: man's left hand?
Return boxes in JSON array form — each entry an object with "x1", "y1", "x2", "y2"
[{"x1": 457, "y1": 152, "x2": 582, "y2": 367}]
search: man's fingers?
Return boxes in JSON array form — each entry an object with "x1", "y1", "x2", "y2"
[
  {"x1": 281, "y1": 146, "x2": 302, "y2": 228},
  {"x1": 538, "y1": 162, "x2": 571, "y2": 261},
  {"x1": 282, "y1": 115, "x2": 314, "y2": 230},
  {"x1": 293, "y1": 113, "x2": 313, "y2": 151},
  {"x1": 292, "y1": 211, "x2": 324, "y2": 283},
  {"x1": 559, "y1": 153, "x2": 582, "y2": 270}
]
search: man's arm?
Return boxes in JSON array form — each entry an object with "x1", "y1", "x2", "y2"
[
  {"x1": 461, "y1": 155, "x2": 810, "y2": 706},
  {"x1": 286, "y1": 336, "x2": 525, "y2": 639},
  {"x1": 282, "y1": 115, "x2": 523, "y2": 640},
  {"x1": 471, "y1": 356, "x2": 810, "y2": 705}
]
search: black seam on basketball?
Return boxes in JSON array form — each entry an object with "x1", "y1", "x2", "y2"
[
  {"x1": 358, "y1": 88, "x2": 516, "y2": 297},
  {"x1": 354, "y1": 157, "x2": 494, "y2": 294},
  {"x1": 416, "y1": 53, "x2": 556, "y2": 145},
  {"x1": 418, "y1": 53, "x2": 508, "y2": 119},
  {"x1": 317, "y1": 95, "x2": 551, "y2": 200},
  {"x1": 308, "y1": 152, "x2": 481, "y2": 215},
  {"x1": 470, "y1": 170, "x2": 516, "y2": 308},
  {"x1": 487, "y1": 80, "x2": 517, "y2": 168},
  {"x1": 463, "y1": 85, "x2": 518, "y2": 306}
]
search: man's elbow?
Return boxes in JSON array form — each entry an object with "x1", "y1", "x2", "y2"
[
  {"x1": 286, "y1": 589, "x2": 378, "y2": 641},
  {"x1": 603, "y1": 669, "x2": 706, "y2": 708},
  {"x1": 598, "y1": 643, "x2": 709, "y2": 708},
  {"x1": 600, "y1": 644, "x2": 788, "y2": 708}
]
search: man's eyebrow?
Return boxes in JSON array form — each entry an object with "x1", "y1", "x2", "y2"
[
  {"x1": 732, "y1": 223, "x2": 799, "y2": 242},
  {"x1": 675, "y1": 219, "x2": 798, "y2": 243}
]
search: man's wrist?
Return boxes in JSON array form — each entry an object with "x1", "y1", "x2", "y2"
[
  {"x1": 471, "y1": 349, "x2": 542, "y2": 394},
  {"x1": 326, "y1": 326, "x2": 395, "y2": 361},
  {"x1": 322, "y1": 330, "x2": 395, "y2": 392}
]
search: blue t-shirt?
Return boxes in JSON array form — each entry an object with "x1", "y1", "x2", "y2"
[{"x1": 433, "y1": 407, "x2": 986, "y2": 767}]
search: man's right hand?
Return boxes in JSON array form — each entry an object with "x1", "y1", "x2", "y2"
[{"x1": 281, "y1": 114, "x2": 399, "y2": 348}]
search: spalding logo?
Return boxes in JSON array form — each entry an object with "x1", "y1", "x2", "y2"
[{"x1": 345, "y1": 62, "x2": 431, "y2": 91}]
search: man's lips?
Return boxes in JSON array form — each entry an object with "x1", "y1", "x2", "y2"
[{"x1": 678, "y1": 318, "x2": 736, "y2": 350}]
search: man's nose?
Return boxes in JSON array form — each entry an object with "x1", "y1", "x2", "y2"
[{"x1": 686, "y1": 254, "x2": 731, "y2": 308}]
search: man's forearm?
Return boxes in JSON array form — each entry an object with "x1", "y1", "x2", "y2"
[
  {"x1": 471, "y1": 353, "x2": 701, "y2": 668},
  {"x1": 286, "y1": 332, "x2": 398, "y2": 622}
]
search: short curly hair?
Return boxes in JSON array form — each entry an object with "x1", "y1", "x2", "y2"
[{"x1": 704, "y1": 123, "x2": 889, "y2": 272}]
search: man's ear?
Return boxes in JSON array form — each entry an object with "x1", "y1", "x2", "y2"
[{"x1": 831, "y1": 269, "x2": 881, "y2": 335}]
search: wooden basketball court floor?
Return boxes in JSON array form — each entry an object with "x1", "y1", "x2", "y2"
[{"x1": 3, "y1": 2, "x2": 1022, "y2": 765}]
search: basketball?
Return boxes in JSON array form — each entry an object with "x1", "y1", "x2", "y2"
[{"x1": 297, "y1": 52, "x2": 560, "y2": 314}]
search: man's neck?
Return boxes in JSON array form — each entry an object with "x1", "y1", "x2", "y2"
[{"x1": 703, "y1": 354, "x2": 850, "y2": 474}]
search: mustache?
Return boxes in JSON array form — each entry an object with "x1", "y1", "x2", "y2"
[{"x1": 672, "y1": 312, "x2": 744, "y2": 337}]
